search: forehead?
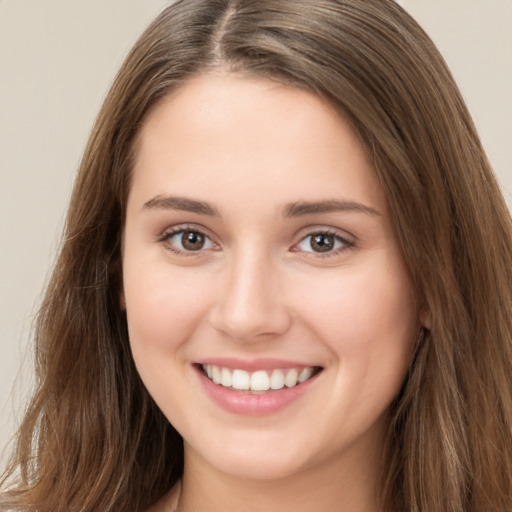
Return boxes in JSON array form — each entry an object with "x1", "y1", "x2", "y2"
[{"x1": 129, "y1": 73, "x2": 385, "y2": 215}]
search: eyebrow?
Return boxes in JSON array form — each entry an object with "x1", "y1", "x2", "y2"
[
  {"x1": 284, "y1": 199, "x2": 380, "y2": 217},
  {"x1": 142, "y1": 195, "x2": 380, "y2": 218},
  {"x1": 142, "y1": 195, "x2": 220, "y2": 216}
]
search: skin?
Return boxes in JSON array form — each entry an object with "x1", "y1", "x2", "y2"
[{"x1": 122, "y1": 73, "x2": 419, "y2": 512}]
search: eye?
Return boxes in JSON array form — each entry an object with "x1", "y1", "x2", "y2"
[
  {"x1": 294, "y1": 231, "x2": 353, "y2": 255},
  {"x1": 161, "y1": 228, "x2": 217, "y2": 254}
]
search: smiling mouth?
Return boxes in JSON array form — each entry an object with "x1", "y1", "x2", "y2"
[{"x1": 199, "y1": 364, "x2": 323, "y2": 393}]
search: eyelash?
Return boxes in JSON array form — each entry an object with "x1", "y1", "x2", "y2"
[
  {"x1": 158, "y1": 225, "x2": 218, "y2": 257},
  {"x1": 292, "y1": 229, "x2": 354, "y2": 258},
  {"x1": 158, "y1": 226, "x2": 354, "y2": 258}
]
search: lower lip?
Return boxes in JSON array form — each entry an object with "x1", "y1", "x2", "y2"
[{"x1": 195, "y1": 366, "x2": 320, "y2": 416}]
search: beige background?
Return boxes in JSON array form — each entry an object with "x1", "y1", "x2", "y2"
[{"x1": 1, "y1": 1, "x2": 511, "y2": 460}]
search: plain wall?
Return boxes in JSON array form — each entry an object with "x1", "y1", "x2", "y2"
[{"x1": 1, "y1": 0, "x2": 511, "y2": 461}]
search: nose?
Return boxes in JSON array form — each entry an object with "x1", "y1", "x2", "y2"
[{"x1": 209, "y1": 250, "x2": 292, "y2": 342}]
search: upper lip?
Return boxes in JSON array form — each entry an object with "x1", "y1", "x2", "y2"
[{"x1": 194, "y1": 357, "x2": 322, "y2": 372}]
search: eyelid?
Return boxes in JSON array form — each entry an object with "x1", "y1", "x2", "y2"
[
  {"x1": 290, "y1": 227, "x2": 355, "y2": 257},
  {"x1": 156, "y1": 223, "x2": 355, "y2": 258},
  {"x1": 157, "y1": 223, "x2": 220, "y2": 256}
]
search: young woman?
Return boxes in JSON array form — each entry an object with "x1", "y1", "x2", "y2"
[{"x1": 1, "y1": 1, "x2": 511, "y2": 511}]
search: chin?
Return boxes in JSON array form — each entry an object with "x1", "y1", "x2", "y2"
[
  {"x1": 206, "y1": 449, "x2": 311, "y2": 481},
  {"x1": 183, "y1": 426, "x2": 319, "y2": 482}
]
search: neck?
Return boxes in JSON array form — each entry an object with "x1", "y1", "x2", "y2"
[{"x1": 176, "y1": 440, "x2": 384, "y2": 512}]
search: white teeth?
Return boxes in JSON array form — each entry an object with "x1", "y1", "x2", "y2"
[
  {"x1": 202, "y1": 365, "x2": 317, "y2": 392},
  {"x1": 284, "y1": 368, "x2": 299, "y2": 388},
  {"x1": 212, "y1": 365, "x2": 221, "y2": 384},
  {"x1": 270, "y1": 369, "x2": 285, "y2": 390},
  {"x1": 298, "y1": 367, "x2": 314, "y2": 383},
  {"x1": 232, "y1": 369, "x2": 250, "y2": 390},
  {"x1": 221, "y1": 367, "x2": 232, "y2": 387},
  {"x1": 250, "y1": 370, "x2": 270, "y2": 391}
]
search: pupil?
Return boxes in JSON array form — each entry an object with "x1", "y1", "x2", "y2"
[
  {"x1": 311, "y1": 234, "x2": 334, "y2": 253},
  {"x1": 182, "y1": 230, "x2": 204, "y2": 250}
]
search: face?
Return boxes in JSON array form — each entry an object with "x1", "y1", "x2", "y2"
[{"x1": 122, "y1": 74, "x2": 419, "y2": 481}]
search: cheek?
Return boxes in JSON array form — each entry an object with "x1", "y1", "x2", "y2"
[
  {"x1": 122, "y1": 256, "x2": 211, "y2": 359},
  {"x1": 296, "y1": 258, "x2": 417, "y2": 373}
]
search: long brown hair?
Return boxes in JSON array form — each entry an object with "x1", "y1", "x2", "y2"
[{"x1": 2, "y1": 1, "x2": 511, "y2": 510}]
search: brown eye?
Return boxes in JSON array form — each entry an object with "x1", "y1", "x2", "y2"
[
  {"x1": 310, "y1": 233, "x2": 335, "y2": 253},
  {"x1": 162, "y1": 228, "x2": 216, "y2": 254},
  {"x1": 181, "y1": 230, "x2": 205, "y2": 251},
  {"x1": 294, "y1": 231, "x2": 353, "y2": 256}
]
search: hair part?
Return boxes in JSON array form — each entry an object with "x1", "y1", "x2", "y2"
[{"x1": 2, "y1": 1, "x2": 512, "y2": 510}]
